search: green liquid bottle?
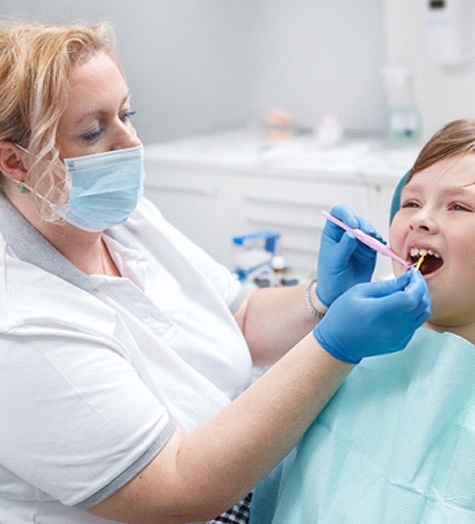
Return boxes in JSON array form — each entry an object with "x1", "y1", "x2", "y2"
[{"x1": 384, "y1": 67, "x2": 421, "y2": 147}]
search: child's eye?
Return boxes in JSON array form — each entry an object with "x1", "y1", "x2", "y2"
[
  {"x1": 401, "y1": 200, "x2": 420, "y2": 209},
  {"x1": 81, "y1": 127, "x2": 106, "y2": 142},
  {"x1": 450, "y1": 203, "x2": 471, "y2": 212}
]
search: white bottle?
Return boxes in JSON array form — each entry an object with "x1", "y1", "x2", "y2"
[{"x1": 423, "y1": 0, "x2": 473, "y2": 67}]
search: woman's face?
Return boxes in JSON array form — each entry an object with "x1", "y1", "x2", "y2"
[
  {"x1": 390, "y1": 154, "x2": 475, "y2": 332},
  {"x1": 55, "y1": 51, "x2": 141, "y2": 159}
]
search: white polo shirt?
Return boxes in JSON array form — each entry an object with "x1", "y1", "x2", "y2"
[{"x1": 0, "y1": 195, "x2": 252, "y2": 523}]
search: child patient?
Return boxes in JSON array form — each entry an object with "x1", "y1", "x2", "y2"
[{"x1": 250, "y1": 118, "x2": 475, "y2": 523}]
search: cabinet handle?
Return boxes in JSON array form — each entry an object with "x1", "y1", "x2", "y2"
[
  {"x1": 146, "y1": 185, "x2": 218, "y2": 197},
  {"x1": 245, "y1": 217, "x2": 322, "y2": 233},
  {"x1": 245, "y1": 194, "x2": 331, "y2": 210},
  {"x1": 282, "y1": 245, "x2": 319, "y2": 256}
]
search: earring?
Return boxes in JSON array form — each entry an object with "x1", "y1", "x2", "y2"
[{"x1": 18, "y1": 183, "x2": 27, "y2": 194}]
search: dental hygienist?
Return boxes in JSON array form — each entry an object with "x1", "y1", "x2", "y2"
[{"x1": 0, "y1": 20, "x2": 430, "y2": 524}]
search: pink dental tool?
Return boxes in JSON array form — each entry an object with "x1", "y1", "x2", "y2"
[{"x1": 321, "y1": 210, "x2": 412, "y2": 268}]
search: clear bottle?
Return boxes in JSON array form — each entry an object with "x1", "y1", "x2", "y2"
[{"x1": 383, "y1": 67, "x2": 421, "y2": 146}]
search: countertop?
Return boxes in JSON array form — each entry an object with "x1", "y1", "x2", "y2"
[{"x1": 144, "y1": 128, "x2": 423, "y2": 185}]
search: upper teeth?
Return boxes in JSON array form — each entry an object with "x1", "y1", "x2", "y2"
[{"x1": 410, "y1": 247, "x2": 440, "y2": 258}]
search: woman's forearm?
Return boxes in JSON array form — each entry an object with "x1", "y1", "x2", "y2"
[
  {"x1": 236, "y1": 282, "x2": 327, "y2": 366},
  {"x1": 179, "y1": 333, "x2": 351, "y2": 511},
  {"x1": 89, "y1": 333, "x2": 351, "y2": 524}
]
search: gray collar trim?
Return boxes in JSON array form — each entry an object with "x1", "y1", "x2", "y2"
[{"x1": 0, "y1": 192, "x2": 98, "y2": 292}]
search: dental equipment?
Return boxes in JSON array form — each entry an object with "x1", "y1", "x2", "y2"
[
  {"x1": 232, "y1": 230, "x2": 280, "y2": 281},
  {"x1": 321, "y1": 210, "x2": 412, "y2": 269}
]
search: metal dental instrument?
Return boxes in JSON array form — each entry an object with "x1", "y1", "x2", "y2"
[{"x1": 321, "y1": 210, "x2": 413, "y2": 269}]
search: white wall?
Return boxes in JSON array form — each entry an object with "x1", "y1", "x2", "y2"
[
  {"x1": 1, "y1": 0, "x2": 253, "y2": 143},
  {"x1": 2, "y1": 1, "x2": 385, "y2": 143},
  {"x1": 385, "y1": 0, "x2": 475, "y2": 141},
  {"x1": 249, "y1": 0, "x2": 385, "y2": 134}
]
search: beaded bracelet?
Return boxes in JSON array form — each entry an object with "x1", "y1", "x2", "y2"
[{"x1": 305, "y1": 278, "x2": 326, "y2": 320}]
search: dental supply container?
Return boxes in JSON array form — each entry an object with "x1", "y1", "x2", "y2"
[
  {"x1": 383, "y1": 67, "x2": 421, "y2": 146},
  {"x1": 232, "y1": 230, "x2": 280, "y2": 282}
]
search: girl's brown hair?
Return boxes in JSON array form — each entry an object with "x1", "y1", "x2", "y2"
[{"x1": 409, "y1": 119, "x2": 475, "y2": 181}]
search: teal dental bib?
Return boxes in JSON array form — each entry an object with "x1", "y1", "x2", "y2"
[{"x1": 251, "y1": 328, "x2": 475, "y2": 523}]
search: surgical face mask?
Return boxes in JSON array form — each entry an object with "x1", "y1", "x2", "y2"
[{"x1": 17, "y1": 144, "x2": 145, "y2": 232}]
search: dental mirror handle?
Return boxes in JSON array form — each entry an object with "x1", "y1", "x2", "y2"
[{"x1": 321, "y1": 210, "x2": 411, "y2": 268}]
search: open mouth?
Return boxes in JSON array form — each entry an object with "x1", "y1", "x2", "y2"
[{"x1": 408, "y1": 247, "x2": 444, "y2": 275}]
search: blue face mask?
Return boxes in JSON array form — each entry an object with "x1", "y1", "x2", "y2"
[{"x1": 18, "y1": 144, "x2": 145, "y2": 232}]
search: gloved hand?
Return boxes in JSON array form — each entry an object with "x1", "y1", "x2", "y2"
[
  {"x1": 313, "y1": 269, "x2": 431, "y2": 364},
  {"x1": 316, "y1": 204, "x2": 383, "y2": 308}
]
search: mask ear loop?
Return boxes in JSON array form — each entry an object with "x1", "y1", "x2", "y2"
[
  {"x1": 15, "y1": 143, "x2": 30, "y2": 154},
  {"x1": 14, "y1": 144, "x2": 31, "y2": 195},
  {"x1": 13, "y1": 144, "x2": 71, "y2": 227}
]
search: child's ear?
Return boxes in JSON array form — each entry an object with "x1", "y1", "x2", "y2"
[{"x1": 0, "y1": 141, "x2": 28, "y2": 182}]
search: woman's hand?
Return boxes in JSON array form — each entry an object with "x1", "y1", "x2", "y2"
[
  {"x1": 316, "y1": 204, "x2": 382, "y2": 307},
  {"x1": 314, "y1": 269, "x2": 431, "y2": 364}
]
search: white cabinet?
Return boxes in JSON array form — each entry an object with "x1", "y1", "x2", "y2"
[
  {"x1": 235, "y1": 177, "x2": 371, "y2": 275},
  {"x1": 144, "y1": 131, "x2": 416, "y2": 279},
  {"x1": 144, "y1": 170, "x2": 234, "y2": 265}
]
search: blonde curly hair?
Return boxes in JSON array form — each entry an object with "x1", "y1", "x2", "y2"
[{"x1": 0, "y1": 20, "x2": 122, "y2": 216}]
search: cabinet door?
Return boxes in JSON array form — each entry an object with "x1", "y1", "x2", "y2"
[
  {"x1": 236, "y1": 177, "x2": 371, "y2": 275},
  {"x1": 144, "y1": 168, "x2": 234, "y2": 267},
  {"x1": 144, "y1": 163, "x2": 396, "y2": 279}
]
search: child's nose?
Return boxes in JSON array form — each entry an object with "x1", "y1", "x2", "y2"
[{"x1": 409, "y1": 210, "x2": 438, "y2": 233}]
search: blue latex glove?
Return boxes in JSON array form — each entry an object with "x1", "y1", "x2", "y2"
[
  {"x1": 313, "y1": 269, "x2": 431, "y2": 364},
  {"x1": 316, "y1": 205, "x2": 383, "y2": 308}
]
